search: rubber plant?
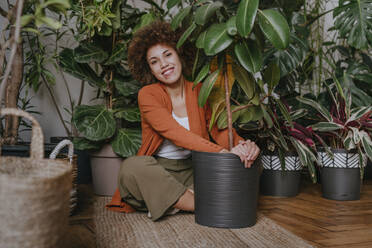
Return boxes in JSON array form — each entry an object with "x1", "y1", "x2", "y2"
[
  {"x1": 59, "y1": 0, "x2": 162, "y2": 157},
  {"x1": 168, "y1": 0, "x2": 292, "y2": 150},
  {"x1": 297, "y1": 80, "x2": 372, "y2": 176}
]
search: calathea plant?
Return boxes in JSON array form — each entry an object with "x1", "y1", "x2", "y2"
[
  {"x1": 169, "y1": 0, "x2": 292, "y2": 150},
  {"x1": 297, "y1": 80, "x2": 372, "y2": 174},
  {"x1": 59, "y1": 0, "x2": 161, "y2": 157}
]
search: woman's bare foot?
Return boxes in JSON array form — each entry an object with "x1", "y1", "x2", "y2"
[{"x1": 173, "y1": 189, "x2": 194, "y2": 211}]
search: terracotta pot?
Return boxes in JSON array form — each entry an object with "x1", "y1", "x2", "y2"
[{"x1": 90, "y1": 144, "x2": 123, "y2": 196}]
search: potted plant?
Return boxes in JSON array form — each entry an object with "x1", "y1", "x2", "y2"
[
  {"x1": 297, "y1": 81, "x2": 372, "y2": 200},
  {"x1": 0, "y1": 0, "x2": 71, "y2": 155},
  {"x1": 256, "y1": 96, "x2": 320, "y2": 197},
  {"x1": 170, "y1": 0, "x2": 291, "y2": 227},
  {"x1": 58, "y1": 1, "x2": 163, "y2": 195}
]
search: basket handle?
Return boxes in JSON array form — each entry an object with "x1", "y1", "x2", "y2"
[
  {"x1": 49, "y1": 139, "x2": 74, "y2": 164},
  {"x1": 0, "y1": 108, "x2": 44, "y2": 159}
]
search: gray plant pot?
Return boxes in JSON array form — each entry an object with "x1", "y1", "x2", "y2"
[
  {"x1": 90, "y1": 144, "x2": 123, "y2": 196},
  {"x1": 192, "y1": 151, "x2": 260, "y2": 228},
  {"x1": 318, "y1": 149, "x2": 361, "y2": 201},
  {"x1": 260, "y1": 153, "x2": 302, "y2": 197}
]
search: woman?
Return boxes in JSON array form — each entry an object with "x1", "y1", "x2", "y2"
[{"x1": 107, "y1": 21, "x2": 260, "y2": 221}]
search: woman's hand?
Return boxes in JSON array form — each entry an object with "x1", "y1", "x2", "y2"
[{"x1": 232, "y1": 140, "x2": 260, "y2": 168}]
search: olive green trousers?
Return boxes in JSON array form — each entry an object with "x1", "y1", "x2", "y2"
[{"x1": 118, "y1": 156, "x2": 193, "y2": 221}]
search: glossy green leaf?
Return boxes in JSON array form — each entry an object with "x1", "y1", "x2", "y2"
[
  {"x1": 350, "y1": 127, "x2": 361, "y2": 144},
  {"x1": 167, "y1": 0, "x2": 182, "y2": 9},
  {"x1": 234, "y1": 40, "x2": 262, "y2": 73},
  {"x1": 232, "y1": 64, "x2": 256, "y2": 99},
  {"x1": 296, "y1": 96, "x2": 333, "y2": 122},
  {"x1": 333, "y1": 0, "x2": 372, "y2": 49},
  {"x1": 261, "y1": 104, "x2": 273, "y2": 128},
  {"x1": 59, "y1": 48, "x2": 105, "y2": 88},
  {"x1": 133, "y1": 13, "x2": 156, "y2": 33},
  {"x1": 263, "y1": 62, "x2": 280, "y2": 93},
  {"x1": 21, "y1": 15, "x2": 34, "y2": 27},
  {"x1": 35, "y1": 16, "x2": 62, "y2": 29},
  {"x1": 275, "y1": 98, "x2": 293, "y2": 127},
  {"x1": 347, "y1": 106, "x2": 372, "y2": 124},
  {"x1": 290, "y1": 109, "x2": 307, "y2": 120},
  {"x1": 258, "y1": 9, "x2": 290, "y2": 49},
  {"x1": 73, "y1": 105, "x2": 115, "y2": 141},
  {"x1": 239, "y1": 106, "x2": 263, "y2": 122},
  {"x1": 360, "y1": 130, "x2": 372, "y2": 161},
  {"x1": 113, "y1": 78, "x2": 141, "y2": 96},
  {"x1": 193, "y1": 63, "x2": 210, "y2": 88},
  {"x1": 271, "y1": 34, "x2": 308, "y2": 77},
  {"x1": 198, "y1": 70, "x2": 220, "y2": 107},
  {"x1": 171, "y1": 6, "x2": 192, "y2": 30},
  {"x1": 177, "y1": 23, "x2": 196, "y2": 49},
  {"x1": 290, "y1": 137, "x2": 317, "y2": 182},
  {"x1": 226, "y1": 16, "x2": 237, "y2": 35},
  {"x1": 111, "y1": 128, "x2": 142, "y2": 157},
  {"x1": 115, "y1": 108, "x2": 141, "y2": 122},
  {"x1": 204, "y1": 23, "x2": 233, "y2": 56},
  {"x1": 344, "y1": 131, "x2": 356, "y2": 150},
  {"x1": 311, "y1": 122, "x2": 344, "y2": 132},
  {"x1": 105, "y1": 43, "x2": 127, "y2": 65},
  {"x1": 196, "y1": 31, "x2": 207, "y2": 49},
  {"x1": 74, "y1": 43, "x2": 108, "y2": 63},
  {"x1": 217, "y1": 106, "x2": 241, "y2": 129},
  {"x1": 72, "y1": 137, "x2": 102, "y2": 150},
  {"x1": 236, "y1": 0, "x2": 258, "y2": 37},
  {"x1": 195, "y1": 2, "x2": 223, "y2": 25}
]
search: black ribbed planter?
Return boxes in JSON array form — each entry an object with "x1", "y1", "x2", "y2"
[
  {"x1": 192, "y1": 151, "x2": 260, "y2": 228},
  {"x1": 319, "y1": 149, "x2": 361, "y2": 201}
]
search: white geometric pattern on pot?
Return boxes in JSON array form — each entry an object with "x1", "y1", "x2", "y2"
[
  {"x1": 318, "y1": 151, "x2": 359, "y2": 168},
  {"x1": 261, "y1": 154, "x2": 302, "y2": 171}
]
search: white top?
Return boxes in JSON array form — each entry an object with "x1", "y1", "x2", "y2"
[{"x1": 156, "y1": 112, "x2": 191, "y2": 159}]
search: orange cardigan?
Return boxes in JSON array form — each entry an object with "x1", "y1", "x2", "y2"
[{"x1": 107, "y1": 80, "x2": 243, "y2": 212}]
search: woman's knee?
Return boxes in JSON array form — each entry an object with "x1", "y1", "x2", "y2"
[{"x1": 119, "y1": 156, "x2": 156, "y2": 178}]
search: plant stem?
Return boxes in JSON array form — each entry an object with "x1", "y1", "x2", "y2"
[
  {"x1": 224, "y1": 66, "x2": 233, "y2": 150},
  {"x1": 0, "y1": 0, "x2": 24, "y2": 106}
]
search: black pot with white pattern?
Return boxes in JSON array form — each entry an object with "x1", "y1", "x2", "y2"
[
  {"x1": 260, "y1": 152, "x2": 303, "y2": 197},
  {"x1": 318, "y1": 148, "x2": 363, "y2": 201}
]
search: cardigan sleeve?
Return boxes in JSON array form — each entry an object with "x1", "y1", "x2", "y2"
[{"x1": 138, "y1": 87, "x2": 224, "y2": 153}]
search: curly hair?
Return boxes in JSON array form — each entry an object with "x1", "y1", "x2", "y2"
[{"x1": 128, "y1": 21, "x2": 194, "y2": 84}]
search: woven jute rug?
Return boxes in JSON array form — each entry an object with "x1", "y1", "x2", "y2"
[{"x1": 95, "y1": 197, "x2": 313, "y2": 248}]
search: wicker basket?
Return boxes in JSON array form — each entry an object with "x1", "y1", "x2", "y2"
[
  {"x1": 0, "y1": 108, "x2": 72, "y2": 248},
  {"x1": 49, "y1": 139, "x2": 78, "y2": 215}
]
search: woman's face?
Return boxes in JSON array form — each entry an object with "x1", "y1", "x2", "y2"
[{"x1": 146, "y1": 44, "x2": 182, "y2": 85}]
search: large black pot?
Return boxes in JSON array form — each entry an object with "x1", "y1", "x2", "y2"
[
  {"x1": 192, "y1": 151, "x2": 260, "y2": 228},
  {"x1": 319, "y1": 149, "x2": 361, "y2": 201}
]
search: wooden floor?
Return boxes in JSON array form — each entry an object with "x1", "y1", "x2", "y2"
[
  {"x1": 259, "y1": 178, "x2": 372, "y2": 248},
  {"x1": 67, "y1": 179, "x2": 372, "y2": 248}
]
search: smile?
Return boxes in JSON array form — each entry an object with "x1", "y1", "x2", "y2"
[{"x1": 162, "y1": 67, "x2": 174, "y2": 76}]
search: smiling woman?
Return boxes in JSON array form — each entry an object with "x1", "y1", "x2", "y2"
[{"x1": 106, "y1": 21, "x2": 260, "y2": 221}]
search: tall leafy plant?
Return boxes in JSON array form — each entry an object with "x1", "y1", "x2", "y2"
[
  {"x1": 0, "y1": 0, "x2": 71, "y2": 144},
  {"x1": 169, "y1": 0, "x2": 291, "y2": 150},
  {"x1": 59, "y1": 0, "x2": 161, "y2": 156}
]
